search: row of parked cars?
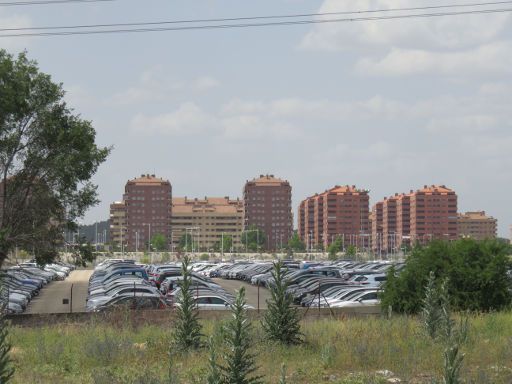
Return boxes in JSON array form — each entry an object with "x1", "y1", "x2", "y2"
[
  {"x1": 85, "y1": 259, "x2": 242, "y2": 312},
  {"x1": 211, "y1": 260, "x2": 404, "y2": 309},
  {"x1": 1, "y1": 261, "x2": 75, "y2": 314}
]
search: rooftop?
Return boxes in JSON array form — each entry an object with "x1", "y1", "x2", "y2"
[
  {"x1": 126, "y1": 174, "x2": 171, "y2": 186},
  {"x1": 172, "y1": 196, "x2": 243, "y2": 214},
  {"x1": 246, "y1": 174, "x2": 289, "y2": 186}
]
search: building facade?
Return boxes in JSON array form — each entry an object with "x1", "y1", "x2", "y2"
[
  {"x1": 298, "y1": 185, "x2": 370, "y2": 250},
  {"x1": 373, "y1": 185, "x2": 458, "y2": 255},
  {"x1": 457, "y1": 211, "x2": 497, "y2": 240},
  {"x1": 109, "y1": 201, "x2": 126, "y2": 249},
  {"x1": 243, "y1": 175, "x2": 293, "y2": 250},
  {"x1": 171, "y1": 196, "x2": 244, "y2": 251},
  {"x1": 109, "y1": 174, "x2": 172, "y2": 251}
]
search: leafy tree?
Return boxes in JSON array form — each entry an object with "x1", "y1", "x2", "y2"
[
  {"x1": 0, "y1": 50, "x2": 110, "y2": 268},
  {"x1": 221, "y1": 287, "x2": 262, "y2": 384},
  {"x1": 381, "y1": 239, "x2": 512, "y2": 314},
  {"x1": 70, "y1": 236, "x2": 96, "y2": 267},
  {"x1": 200, "y1": 253, "x2": 210, "y2": 261},
  {"x1": 178, "y1": 233, "x2": 193, "y2": 252},
  {"x1": 214, "y1": 235, "x2": 232, "y2": 253},
  {"x1": 327, "y1": 236, "x2": 343, "y2": 260},
  {"x1": 241, "y1": 225, "x2": 265, "y2": 252},
  {"x1": 262, "y1": 261, "x2": 303, "y2": 345},
  {"x1": 0, "y1": 282, "x2": 14, "y2": 383},
  {"x1": 151, "y1": 233, "x2": 167, "y2": 251},
  {"x1": 287, "y1": 233, "x2": 305, "y2": 252},
  {"x1": 171, "y1": 255, "x2": 202, "y2": 351},
  {"x1": 345, "y1": 245, "x2": 357, "y2": 258}
]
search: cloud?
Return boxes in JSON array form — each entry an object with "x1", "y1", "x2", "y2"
[
  {"x1": 357, "y1": 42, "x2": 512, "y2": 76},
  {"x1": 130, "y1": 102, "x2": 215, "y2": 135},
  {"x1": 0, "y1": 11, "x2": 32, "y2": 50},
  {"x1": 109, "y1": 67, "x2": 220, "y2": 105}
]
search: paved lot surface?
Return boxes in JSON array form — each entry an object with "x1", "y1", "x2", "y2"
[
  {"x1": 213, "y1": 278, "x2": 271, "y2": 309},
  {"x1": 26, "y1": 269, "x2": 93, "y2": 314}
]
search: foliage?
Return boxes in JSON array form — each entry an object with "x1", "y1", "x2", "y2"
[
  {"x1": 287, "y1": 233, "x2": 305, "y2": 252},
  {"x1": 70, "y1": 236, "x2": 96, "y2": 267},
  {"x1": 0, "y1": 50, "x2": 110, "y2": 267},
  {"x1": 421, "y1": 271, "x2": 442, "y2": 339},
  {"x1": 381, "y1": 239, "x2": 512, "y2": 314},
  {"x1": 220, "y1": 287, "x2": 263, "y2": 384},
  {"x1": 171, "y1": 255, "x2": 202, "y2": 351},
  {"x1": 206, "y1": 337, "x2": 221, "y2": 384},
  {"x1": 327, "y1": 236, "x2": 343, "y2": 260},
  {"x1": 262, "y1": 261, "x2": 303, "y2": 345},
  {"x1": 241, "y1": 225, "x2": 266, "y2": 252},
  {"x1": 178, "y1": 234, "x2": 193, "y2": 252},
  {"x1": 345, "y1": 245, "x2": 357, "y2": 258},
  {"x1": 199, "y1": 253, "x2": 210, "y2": 261},
  {"x1": 0, "y1": 285, "x2": 14, "y2": 383},
  {"x1": 151, "y1": 234, "x2": 167, "y2": 251},
  {"x1": 278, "y1": 363, "x2": 287, "y2": 384},
  {"x1": 214, "y1": 235, "x2": 232, "y2": 253}
]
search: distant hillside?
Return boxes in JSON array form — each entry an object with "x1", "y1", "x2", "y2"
[{"x1": 79, "y1": 220, "x2": 110, "y2": 243}]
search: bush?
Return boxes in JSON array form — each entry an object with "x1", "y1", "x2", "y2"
[{"x1": 381, "y1": 239, "x2": 512, "y2": 314}]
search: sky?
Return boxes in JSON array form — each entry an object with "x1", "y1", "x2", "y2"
[{"x1": 2, "y1": 0, "x2": 511, "y2": 237}]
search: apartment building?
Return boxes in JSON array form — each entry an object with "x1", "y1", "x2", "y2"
[
  {"x1": 109, "y1": 201, "x2": 126, "y2": 248},
  {"x1": 458, "y1": 211, "x2": 497, "y2": 240},
  {"x1": 371, "y1": 202, "x2": 383, "y2": 253},
  {"x1": 171, "y1": 196, "x2": 244, "y2": 251},
  {"x1": 243, "y1": 174, "x2": 293, "y2": 250},
  {"x1": 298, "y1": 185, "x2": 370, "y2": 250},
  {"x1": 109, "y1": 174, "x2": 172, "y2": 251}
]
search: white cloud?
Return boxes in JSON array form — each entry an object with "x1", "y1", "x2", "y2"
[
  {"x1": 130, "y1": 102, "x2": 214, "y2": 135},
  {"x1": 357, "y1": 42, "x2": 512, "y2": 76},
  {"x1": 0, "y1": 11, "x2": 32, "y2": 50},
  {"x1": 109, "y1": 67, "x2": 220, "y2": 105}
]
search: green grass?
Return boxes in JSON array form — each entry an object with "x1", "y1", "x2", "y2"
[{"x1": 8, "y1": 312, "x2": 512, "y2": 383}]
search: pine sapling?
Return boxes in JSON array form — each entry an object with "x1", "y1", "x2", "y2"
[
  {"x1": 262, "y1": 260, "x2": 303, "y2": 345},
  {"x1": 421, "y1": 271, "x2": 441, "y2": 339},
  {"x1": 206, "y1": 336, "x2": 222, "y2": 384}
]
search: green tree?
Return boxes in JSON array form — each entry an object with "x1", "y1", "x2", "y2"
[
  {"x1": 241, "y1": 225, "x2": 266, "y2": 252},
  {"x1": 214, "y1": 235, "x2": 232, "y2": 253},
  {"x1": 178, "y1": 233, "x2": 193, "y2": 252},
  {"x1": 0, "y1": 50, "x2": 110, "y2": 268},
  {"x1": 0, "y1": 282, "x2": 14, "y2": 383},
  {"x1": 262, "y1": 261, "x2": 303, "y2": 345},
  {"x1": 287, "y1": 233, "x2": 305, "y2": 252},
  {"x1": 151, "y1": 233, "x2": 167, "y2": 251},
  {"x1": 381, "y1": 239, "x2": 512, "y2": 314},
  {"x1": 327, "y1": 236, "x2": 343, "y2": 260},
  {"x1": 171, "y1": 255, "x2": 202, "y2": 351},
  {"x1": 345, "y1": 245, "x2": 357, "y2": 258},
  {"x1": 70, "y1": 236, "x2": 96, "y2": 267},
  {"x1": 221, "y1": 287, "x2": 262, "y2": 384}
]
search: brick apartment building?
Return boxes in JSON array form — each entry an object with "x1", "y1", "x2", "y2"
[
  {"x1": 109, "y1": 174, "x2": 172, "y2": 251},
  {"x1": 109, "y1": 201, "x2": 126, "y2": 248},
  {"x1": 298, "y1": 185, "x2": 370, "y2": 250},
  {"x1": 458, "y1": 211, "x2": 497, "y2": 240},
  {"x1": 371, "y1": 185, "x2": 458, "y2": 255},
  {"x1": 243, "y1": 175, "x2": 293, "y2": 250},
  {"x1": 171, "y1": 196, "x2": 244, "y2": 251}
]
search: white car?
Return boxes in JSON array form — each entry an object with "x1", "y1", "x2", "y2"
[{"x1": 329, "y1": 290, "x2": 380, "y2": 308}]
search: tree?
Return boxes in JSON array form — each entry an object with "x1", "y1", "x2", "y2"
[
  {"x1": 327, "y1": 236, "x2": 343, "y2": 260},
  {"x1": 70, "y1": 236, "x2": 96, "y2": 267},
  {"x1": 262, "y1": 261, "x2": 303, "y2": 345},
  {"x1": 381, "y1": 239, "x2": 512, "y2": 314},
  {"x1": 151, "y1": 233, "x2": 167, "y2": 251},
  {"x1": 178, "y1": 233, "x2": 193, "y2": 252},
  {"x1": 241, "y1": 225, "x2": 266, "y2": 252},
  {"x1": 287, "y1": 233, "x2": 305, "y2": 252},
  {"x1": 0, "y1": 282, "x2": 14, "y2": 383},
  {"x1": 221, "y1": 287, "x2": 262, "y2": 384},
  {"x1": 0, "y1": 50, "x2": 110, "y2": 268},
  {"x1": 171, "y1": 255, "x2": 202, "y2": 351},
  {"x1": 214, "y1": 235, "x2": 232, "y2": 253},
  {"x1": 345, "y1": 245, "x2": 357, "y2": 258}
]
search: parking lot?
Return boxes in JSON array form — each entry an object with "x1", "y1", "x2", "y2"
[
  {"x1": 213, "y1": 278, "x2": 271, "y2": 309},
  {"x1": 26, "y1": 270, "x2": 92, "y2": 314}
]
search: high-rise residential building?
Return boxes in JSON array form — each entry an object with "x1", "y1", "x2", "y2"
[
  {"x1": 171, "y1": 196, "x2": 244, "y2": 251},
  {"x1": 243, "y1": 174, "x2": 293, "y2": 250},
  {"x1": 298, "y1": 185, "x2": 370, "y2": 250},
  {"x1": 371, "y1": 202, "x2": 383, "y2": 254},
  {"x1": 373, "y1": 185, "x2": 458, "y2": 255},
  {"x1": 457, "y1": 211, "x2": 497, "y2": 240},
  {"x1": 110, "y1": 174, "x2": 172, "y2": 251},
  {"x1": 109, "y1": 201, "x2": 126, "y2": 249}
]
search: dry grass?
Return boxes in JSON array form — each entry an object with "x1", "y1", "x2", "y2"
[{"x1": 8, "y1": 311, "x2": 512, "y2": 383}]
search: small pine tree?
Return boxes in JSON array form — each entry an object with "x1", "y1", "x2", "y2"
[
  {"x1": 171, "y1": 255, "x2": 202, "y2": 351},
  {"x1": 221, "y1": 287, "x2": 263, "y2": 384},
  {"x1": 206, "y1": 336, "x2": 222, "y2": 384},
  {"x1": 278, "y1": 363, "x2": 287, "y2": 384},
  {"x1": 443, "y1": 344, "x2": 464, "y2": 384},
  {"x1": 262, "y1": 261, "x2": 303, "y2": 345},
  {"x1": 421, "y1": 271, "x2": 442, "y2": 339},
  {"x1": 0, "y1": 284, "x2": 14, "y2": 383}
]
